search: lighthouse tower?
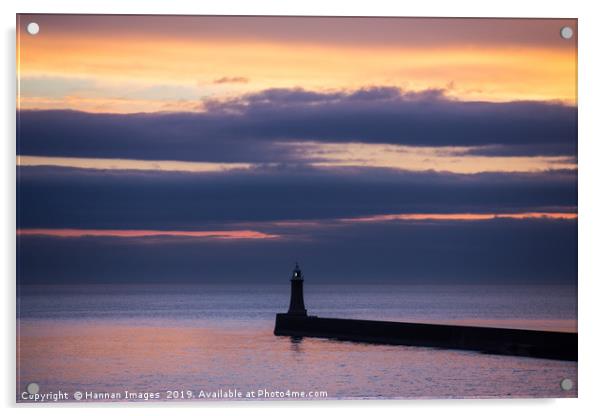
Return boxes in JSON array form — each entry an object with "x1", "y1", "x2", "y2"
[{"x1": 287, "y1": 262, "x2": 307, "y2": 316}]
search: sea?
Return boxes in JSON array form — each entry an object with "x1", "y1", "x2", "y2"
[{"x1": 16, "y1": 284, "x2": 577, "y2": 401}]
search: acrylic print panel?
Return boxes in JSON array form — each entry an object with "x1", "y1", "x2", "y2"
[{"x1": 16, "y1": 15, "x2": 577, "y2": 402}]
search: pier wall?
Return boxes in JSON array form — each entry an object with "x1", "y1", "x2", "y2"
[{"x1": 274, "y1": 313, "x2": 577, "y2": 361}]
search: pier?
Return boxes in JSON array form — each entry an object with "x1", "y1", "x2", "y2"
[{"x1": 274, "y1": 264, "x2": 577, "y2": 361}]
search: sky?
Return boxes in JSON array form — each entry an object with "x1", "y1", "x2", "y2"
[{"x1": 16, "y1": 15, "x2": 577, "y2": 284}]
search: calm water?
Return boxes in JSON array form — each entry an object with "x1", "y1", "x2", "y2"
[{"x1": 17, "y1": 284, "x2": 577, "y2": 401}]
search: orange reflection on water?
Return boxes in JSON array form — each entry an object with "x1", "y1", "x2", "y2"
[
  {"x1": 17, "y1": 320, "x2": 577, "y2": 401},
  {"x1": 18, "y1": 322, "x2": 251, "y2": 394}
]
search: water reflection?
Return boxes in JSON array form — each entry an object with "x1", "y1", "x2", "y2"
[
  {"x1": 17, "y1": 320, "x2": 577, "y2": 400},
  {"x1": 16, "y1": 284, "x2": 578, "y2": 400},
  {"x1": 288, "y1": 336, "x2": 304, "y2": 353}
]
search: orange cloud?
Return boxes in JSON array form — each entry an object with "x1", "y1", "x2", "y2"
[
  {"x1": 294, "y1": 142, "x2": 576, "y2": 174},
  {"x1": 18, "y1": 156, "x2": 253, "y2": 173},
  {"x1": 344, "y1": 212, "x2": 577, "y2": 223},
  {"x1": 17, "y1": 229, "x2": 278, "y2": 240}
]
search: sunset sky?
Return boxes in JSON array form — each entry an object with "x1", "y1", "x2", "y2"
[{"x1": 16, "y1": 15, "x2": 577, "y2": 284}]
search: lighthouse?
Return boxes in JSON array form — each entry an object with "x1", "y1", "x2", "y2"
[{"x1": 287, "y1": 262, "x2": 307, "y2": 316}]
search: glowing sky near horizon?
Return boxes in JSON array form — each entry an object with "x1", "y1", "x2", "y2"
[{"x1": 17, "y1": 15, "x2": 577, "y2": 113}]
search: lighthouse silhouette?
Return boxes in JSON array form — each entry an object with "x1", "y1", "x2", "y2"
[{"x1": 287, "y1": 262, "x2": 307, "y2": 316}]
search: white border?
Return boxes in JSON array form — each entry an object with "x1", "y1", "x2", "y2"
[{"x1": 2, "y1": 1, "x2": 601, "y2": 415}]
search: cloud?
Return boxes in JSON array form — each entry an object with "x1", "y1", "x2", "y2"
[
  {"x1": 22, "y1": 15, "x2": 576, "y2": 51},
  {"x1": 17, "y1": 165, "x2": 577, "y2": 229},
  {"x1": 212, "y1": 76, "x2": 249, "y2": 84},
  {"x1": 460, "y1": 144, "x2": 578, "y2": 158},
  {"x1": 17, "y1": 87, "x2": 577, "y2": 162},
  {"x1": 17, "y1": 228, "x2": 277, "y2": 240},
  {"x1": 17, "y1": 218, "x2": 577, "y2": 285}
]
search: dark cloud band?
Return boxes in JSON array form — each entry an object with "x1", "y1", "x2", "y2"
[
  {"x1": 17, "y1": 218, "x2": 577, "y2": 285},
  {"x1": 17, "y1": 165, "x2": 577, "y2": 229},
  {"x1": 17, "y1": 87, "x2": 577, "y2": 162}
]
